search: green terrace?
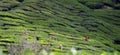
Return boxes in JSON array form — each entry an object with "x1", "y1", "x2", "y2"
[{"x1": 0, "y1": 0, "x2": 120, "y2": 55}]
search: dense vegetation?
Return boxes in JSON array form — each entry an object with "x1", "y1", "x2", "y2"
[{"x1": 0, "y1": 0, "x2": 120, "y2": 55}]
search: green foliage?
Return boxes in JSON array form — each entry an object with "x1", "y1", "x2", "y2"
[
  {"x1": 114, "y1": 4, "x2": 120, "y2": 9},
  {"x1": 85, "y1": 1, "x2": 103, "y2": 9},
  {"x1": 25, "y1": 49, "x2": 35, "y2": 55},
  {"x1": 0, "y1": 0, "x2": 120, "y2": 55},
  {"x1": 1, "y1": 49, "x2": 119, "y2": 55}
]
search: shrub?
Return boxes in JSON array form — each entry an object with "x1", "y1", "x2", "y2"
[
  {"x1": 85, "y1": 1, "x2": 104, "y2": 9},
  {"x1": 114, "y1": 4, "x2": 120, "y2": 9}
]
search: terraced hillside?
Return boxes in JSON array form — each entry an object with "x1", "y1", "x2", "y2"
[{"x1": 0, "y1": 0, "x2": 120, "y2": 54}]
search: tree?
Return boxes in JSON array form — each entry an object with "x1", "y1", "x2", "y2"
[
  {"x1": 17, "y1": 0, "x2": 24, "y2": 2},
  {"x1": 112, "y1": 0, "x2": 120, "y2": 4}
]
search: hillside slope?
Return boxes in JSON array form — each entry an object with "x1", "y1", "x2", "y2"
[{"x1": 0, "y1": 0, "x2": 120, "y2": 54}]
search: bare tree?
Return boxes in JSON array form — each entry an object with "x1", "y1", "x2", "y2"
[{"x1": 8, "y1": 30, "x2": 42, "y2": 55}]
